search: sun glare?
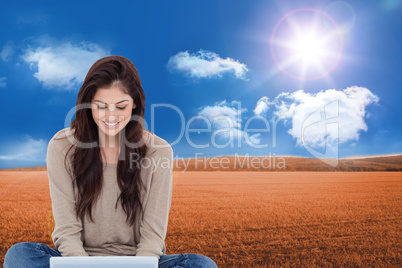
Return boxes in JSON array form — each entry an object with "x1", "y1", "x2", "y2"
[
  {"x1": 294, "y1": 32, "x2": 324, "y2": 65},
  {"x1": 270, "y1": 8, "x2": 343, "y2": 81}
]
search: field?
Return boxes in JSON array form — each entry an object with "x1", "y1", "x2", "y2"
[
  {"x1": 4, "y1": 155, "x2": 402, "y2": 172},
  {"x1": 0, "y1": 171, "x2": 401, "y2": 267}
]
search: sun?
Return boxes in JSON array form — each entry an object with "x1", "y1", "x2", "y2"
[
  {"x1": 270, "y1": 8, "x2": 343, "y2": 81},
  {"x1": 293, "y1": 32, "x2": 324, "y2": 65}
]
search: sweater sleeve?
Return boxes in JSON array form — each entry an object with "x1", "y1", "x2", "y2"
[
  {"x1": 47, "y1": 137, "x2": 89, "y2": 257},
  {"x1": 136, "y1": 145, "x2": 173, "y2": 259}
]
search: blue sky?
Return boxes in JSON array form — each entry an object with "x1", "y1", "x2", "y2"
[{"x1": 0, "y1": 0, "x2": 401, "y2": 168}]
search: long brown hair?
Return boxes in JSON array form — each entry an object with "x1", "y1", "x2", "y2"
[{"x1": 63, "y1": 55, "x2": 148, "y2": 226}]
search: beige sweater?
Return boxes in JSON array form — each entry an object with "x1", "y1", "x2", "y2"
[{"x1": 47, "y1": 127, "x2": 173, "y2": 259}]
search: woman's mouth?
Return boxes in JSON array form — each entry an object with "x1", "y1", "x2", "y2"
[{"x1": 102, "y1": 121, "x2": 120, "y2": 129}]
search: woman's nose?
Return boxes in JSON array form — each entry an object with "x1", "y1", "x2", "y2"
[
  {"x1": 108, "y1": 103, "x2": 116, "y2": 112},
  {"x1": 107, "y1": 115, "x2": 117, "y2": 122}
]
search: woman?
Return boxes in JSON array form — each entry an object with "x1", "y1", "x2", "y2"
[{"x1": 4, "y1": 55, "x2": 218, "y2": 268}]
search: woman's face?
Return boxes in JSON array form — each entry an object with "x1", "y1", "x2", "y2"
[{"x1": 91, "y1": 84, "x2": 136, "y2": 141}]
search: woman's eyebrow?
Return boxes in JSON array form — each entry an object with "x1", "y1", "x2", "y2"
[{"x1": 94, "y1": 100, "x2": 130, "y2": 104}]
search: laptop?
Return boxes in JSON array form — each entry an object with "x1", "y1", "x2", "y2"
[{"x1": 50, "y1": 256, "x2": 158, "y2": 268}]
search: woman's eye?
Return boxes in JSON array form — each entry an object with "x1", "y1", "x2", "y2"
[{"x1": 96, "y1": 105, "x2": 126, "y2": 110}]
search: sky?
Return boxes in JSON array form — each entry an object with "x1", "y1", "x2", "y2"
[{"x1": 0, "y1": 0, "x2": 401, "y2": 168}]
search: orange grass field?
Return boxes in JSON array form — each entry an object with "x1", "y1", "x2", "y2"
[{"x1": 0, "y1": 171, "x2": 401, "y2": 267}]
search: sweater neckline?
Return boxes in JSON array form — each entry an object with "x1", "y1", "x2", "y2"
[{"x1": 102, "y1": 131, "x2": 153, "y2": 167}]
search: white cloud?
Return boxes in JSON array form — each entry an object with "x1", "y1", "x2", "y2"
[
  {"x1": 199, "y1": 101, "x2": 244, "y2": 130},
  {"x1": 167, "y1": 49, "x2": 249, "y2": 80},
  {"x1": 197, "y1": 100, "x2": 262, "y2": 144},
  {"x1": 248, "y1": 133, "x2": 261, "y2": 144},
  {"x1": 0, "y1": 77, "x2": 6, "y2": 88},
  {"x1": 253, "y1": 96, "x2": 272, "y2": 116},
  {"x1": 0, "y1": 135, "x2": 47, "y2": 162},
  {"x1": 21, "y1": 37, "x2": 109, "y2": 90},
  {"x1": 272, "y1": 86, "x2": 379, "y2": 148},
  {"x1": 1, "y1": 41, "x2": 14, "y2": 62}
]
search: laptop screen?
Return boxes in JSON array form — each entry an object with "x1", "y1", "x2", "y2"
[{"x1": 50, "y1": 256, "x2": 158, "y2": 268}]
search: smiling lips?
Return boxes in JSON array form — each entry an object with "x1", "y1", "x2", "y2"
[{"x1": 102, "y1": 121, "x2": 120, "y2": 129}]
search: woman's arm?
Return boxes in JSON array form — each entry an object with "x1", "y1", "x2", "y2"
[
  {"x1": 47, "y1": 136, "x2": 89, "y2": 257},
  {"x1": 136, "y1": 145, "x2": 174, "y2": 259}
]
